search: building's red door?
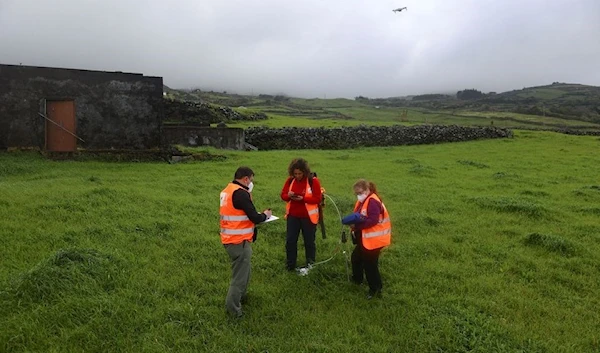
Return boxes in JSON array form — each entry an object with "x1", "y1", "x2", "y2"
[{"x1": 46, "y1": 100, "x2": 76, "y2": 151}]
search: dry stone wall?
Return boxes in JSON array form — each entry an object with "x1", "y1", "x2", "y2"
[
  {"x1": 164, "y1": 99, "x2": 267, "y2": 126},
  {"x1": 245, "y1": 125, "x2": 513, "y2": 150}
]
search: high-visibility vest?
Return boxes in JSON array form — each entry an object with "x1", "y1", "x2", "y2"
[
  {"x1": 220, "y1": 183, "x2": 255, "y2": 244},
  {"x1": 285, "y1": 178, "x2": 320, "y2": 225},
  {"x1": 354, "y1": 193, "x2": 391, "y2": 250}
]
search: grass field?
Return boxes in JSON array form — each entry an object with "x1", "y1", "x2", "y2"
[
  {"x1": 515, "y1": 88, "x2": 566, "y2": 100},
  {"x1": 166, "y1": 86, "x2": 600, "y2": 131},
  {"x1": 225, "y1": 102, "x2": 600, "y2": 131},
  {"x1": 1, "y1": 131, "x2": 600, "y2": 352}
]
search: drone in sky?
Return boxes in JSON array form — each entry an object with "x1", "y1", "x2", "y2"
[{"x1": 392, "y1": 7, "x2": 407, "y2": 13}]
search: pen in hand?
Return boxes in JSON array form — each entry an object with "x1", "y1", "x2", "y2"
[{"x1": 264, "y1": 208, "x2": 272, "y2": 219}]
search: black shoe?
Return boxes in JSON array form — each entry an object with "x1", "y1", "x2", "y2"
[
  {"x1": 227, "y1": 310, "x2": 244, "y2": 319},
  {"x1": 241, "y1": 295, "x2": 248, "y2": 305},
  {"x1": 367, "y1": 290, "x2": 382, "y2": 300},
  {"x1": 286, "y1": 265, "x2": 296, "y2": 272}
]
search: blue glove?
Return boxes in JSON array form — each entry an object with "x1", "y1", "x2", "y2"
[{"x1": 342, "y1": 212, "x2": 363, "y2": 225}]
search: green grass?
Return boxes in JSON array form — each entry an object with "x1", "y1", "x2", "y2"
[
  {"x1": 2, "y1": 131, "x2": 600, "y2": 352},
  {"x1": 227, "y1": 107, "x2": 600, "y2": 130},
  {"x1": 222, "y1": 99, "x2": 600, "y2": 130},
  {"x1": 165, "y1": 84, "x2": 600, "y2": 130},
  {"x1": 223, "y1": 113, "x2": 396, "y2": 128},
  {"x1": 456, "y1": 111, "x2": 600, "y2": 129},
  {"x1": 167, "y1": 82, "x2": 600, "y2": 126},
  {"x1": 289, "y1": 97, "x2": 367, "y2": 108},
  {"x1": 516, "y1": 88, "x2": 567, "y2": 100}
]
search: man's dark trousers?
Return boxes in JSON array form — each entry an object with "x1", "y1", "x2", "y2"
[{"x1": 224, "y1": 240, "x2": 252, "y2": 317}]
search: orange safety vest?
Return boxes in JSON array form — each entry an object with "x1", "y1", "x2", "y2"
[
  {"x1": 285, "y1": 178, "x2": 320, "y2": 225},
  {"x1": 220, "y1": 183, "x2": 255, "y2": 244},
  {"x1": 354, "y1": 193, "x2": 392, "y2": 250}
]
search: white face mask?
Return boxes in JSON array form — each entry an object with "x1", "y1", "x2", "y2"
[
  {"x1": 357, "y1": 193, "x2": 368, "y2": 202},
  {"x1": 247, "y1": 181, "x2": 254, "y2": 193}
]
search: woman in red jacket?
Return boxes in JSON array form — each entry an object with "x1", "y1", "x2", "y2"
[{"x1": 280, "y1": 158, "x2": 322, "y2": 271}]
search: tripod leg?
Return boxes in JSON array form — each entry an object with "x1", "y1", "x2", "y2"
[{"x1": 318, "y1": 205, "x2": 326, "y2": 239}]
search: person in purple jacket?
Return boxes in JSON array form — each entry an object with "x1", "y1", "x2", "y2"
[{"x1": 342, "y1": 179, "x2": 386, "y2": 299}]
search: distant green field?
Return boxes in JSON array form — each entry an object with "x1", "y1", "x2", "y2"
[
  {"x1": 2, "y1": 131, "x2": 600, "y2": 352},
  {"x1": 166, "y1": 82, "x2": 600, "y2": 127},
  {"x1": 226, "y1": 113, "x2": 392, "y2": 128},
  {"x1": 516, "y1": 88, "x2": 566, "y2": 100},
  {"x1": 289, "y1": 97, "x2": 367, "y2": 108},
  {"x1": 225, "y1": 103, "x2": 600, "y2": 130},
  {"x1": 455, "y1": 111, "x2": 600, "y2": 129}
]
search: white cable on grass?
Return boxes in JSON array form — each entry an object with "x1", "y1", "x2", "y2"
[
  {"x1": 324, "y1": 193, "x2": 343, "y2": 221},
  {"x1": 297, "y1": 193, "x2": 352, "y2": 280}
]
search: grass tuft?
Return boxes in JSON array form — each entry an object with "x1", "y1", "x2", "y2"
[
  {"x1": 457, "y1": 160, "x2": 489, "y2": 169},
  {"x1": 7, "y1": 248, "x2": 124, "y2": 304},
  {"x1": 520, "y1": 190, "x2": 550, "y2": 197},
  {"x1": 470, "y1": 196, "x2": 548, "y2": 218},
  {"x1": 409, "y1": 163, "x2": 435, "y2": 177},
  {"x1": 524, "y1": 233, "x2": 577, "y2": 256},
  {"x1": 394, "y1": 158, "x2": 419, "y2": 164}
]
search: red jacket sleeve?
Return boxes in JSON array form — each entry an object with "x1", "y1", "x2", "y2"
[{"x1": 280, "y1": 177, "x2": 293, "y2": 201}]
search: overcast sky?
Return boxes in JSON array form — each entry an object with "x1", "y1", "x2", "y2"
[{"x1": 1, "y1": 0, "x2": 599, "y2": 98}]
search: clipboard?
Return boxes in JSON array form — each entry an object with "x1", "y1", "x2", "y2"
[{"x1": 263, "y1": 215, "x2": 279, "y2": 223}]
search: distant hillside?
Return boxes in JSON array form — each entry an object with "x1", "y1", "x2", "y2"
[
  {"x1": 482, "y1": 83, "x2": 600, "y2": 122},
  {"x1": 163, "y1": 83, "x2": 600, "y2": 128},
  {"x1": 355, "y1": 83, "x2": 600, "y2": 124},
  {"x1": 162, "y1": 86, "x2": 267, "y2": 125},
  {"x1": 163, "y1": 86, "x2": 264, "y2": 107}
]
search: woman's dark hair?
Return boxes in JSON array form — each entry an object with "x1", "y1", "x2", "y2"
[{"x1": 287, "y1": 158, "x2": 311, "y2": 177}]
